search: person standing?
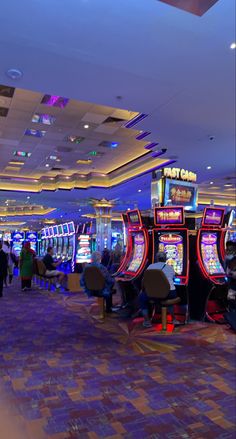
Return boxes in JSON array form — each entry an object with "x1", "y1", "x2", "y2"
[
  {"x1": 0, "y1": 243, "x2": 8, "y2": 297},
  {"x1": 19, "y1": 242, "x2": 35, "y2": 291},
  {"x1": 2, "y1": 241, "x2": 17, "y2": 285}
]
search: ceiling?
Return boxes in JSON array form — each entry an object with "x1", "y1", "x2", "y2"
[{"x1": 0, "y1": 0, "x2": 235, "y2": 228}]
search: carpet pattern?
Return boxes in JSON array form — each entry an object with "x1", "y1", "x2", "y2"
[{"x1": 0, "y1": 282, "x2": 235, "y2": 439}]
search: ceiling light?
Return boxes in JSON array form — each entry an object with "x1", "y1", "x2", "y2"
[
  {"x1": 6, "y1": 68, "x2": 23, "y2": 80},
  {"x1": 49, "y1": 155, "x2": 57, "y2": 160},
  {"x1": 25, "y1": 128, "x2": 46, "y2": 138},
  {"x1": 210, "y1": 181, "x2": 214, "y2": 185},
  {"x1": 41, "y1": 94, "x2": 69, "y2": 108},
  {"x1": 27, "y1": 196, "x2": 30, "y2": 199},
  {"x1": 49, "y1": 178, "x2": 54, "y2": 180},
  {"x1": 45, "y1": 164, "x2": 50, "y2": 167},
  {"x1": 56, "y1": 158, "x2": 61, "y2": 162},
  {"x1": 83, "y1": 124, "x2": 89, "y2": 129},
  {"x1": 65, "y1": 176, "x2": 70, "y2": 179},
  {"x1": 32, "y1": 113, "x2": 56, "y2": 125},
  {"x1": 206, "y1": 166, "x2": 212, "y2": 170},
  {"x1": 13, "y1": 151, "x2": 31, "y2": 158},
  {"x1": 224, "y1": 184, "x2": 233, "y2": 187},
  {"x1": 138, "y1": 189, "x2": 142, "y2": 193},
  {"x1": 230, "y1": 42, "x2": 236, "y2": 49},
  {"x1": 111, "y1": 142, "x2": 119, "y2": 148},
  {"x1": 127, "y1": 208, "x2": 131, "y2": 210},
  {"x1": 8, "y1": 161, "x2": 24, "y2": 166}
]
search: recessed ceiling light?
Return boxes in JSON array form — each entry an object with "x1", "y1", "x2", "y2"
[
  {"x1": 224, "y1": 184, "x2": 233, "y2": 187},
  {"x1": 138, "y1": 189, "x2": 142, "y2": 192},
  {"x1": 210, "y1": 181, "x2": 214, "y2": 184},
  {"x1": 206, "y1": 166, "x2": 212, "y2": 170},
  {"x1": 49, "y1": 177, "x2": 54, "y2": 180},
  {"x1": 127, "y1": 208, "x2": 131, "y2": 210},
  {"x1": 65, "y1": 176, "x2": 70, "y2": 179},
  {"x1": 230, "y1": 42, "x2": 236, "y2": 50},
  {"x1": 45, "y1": 164, "x2": 50, "y2": 167},
  {"x1": 27, "y1": 196, "x2": 30, "y2": 199},
  {"x1": 6, "y1": 68, "x2": 23, "y2": 80},
  {"x1": 83, "y1": 124, "x2": 89, "y2": 129}
]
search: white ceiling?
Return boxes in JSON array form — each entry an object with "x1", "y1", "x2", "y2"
[{"x1": 0, "y1": 0, "x2": 235, "y2": 224}]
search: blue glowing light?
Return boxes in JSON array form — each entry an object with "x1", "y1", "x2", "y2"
[
  {"x1": 111, "y1": 142, "x2": 119, "y2": 148},
  {"x1": 174, "y1": 278, "x2": 181, "y2": 283}
]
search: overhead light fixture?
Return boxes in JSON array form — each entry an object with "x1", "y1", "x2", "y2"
[
  {"x1": 230, "y1": 42, "x2": 236, "y2": 49},
  {"x1": 8, "y1": 161, "x2": 24, "y2": 166},
  {"x1": 49, "y1": 155, "x2": 58, "y2": 160},
  {"x1": 138, "y1": 189, "x2": 142, "y2": 193},
  {"x1": 111, "y1": 142, "x2": 119, "y2": 148},
  {"x1": 136, "y1": 131, "x2": 151, "y2": 141},
  {"x1": 83, "y1": 124, "x2": 89, "y2": 129},
  {"x1": 6, "y1": 68, "x2": 23, "y2": 80},
  {"x1": 25, "y1": 128, "x2": 46, "y2": 138},
  {"x1": 41, "y1": 94, "x2": 69, "y2": 108},
  {"x1": 127, "y1": 208, "x2": 131, "y2": 210},
  {"x1": 27, "y1": 196, "x2": 30, "y2": 199},
  {"x1": 210, "y1": 181, "x2": 214, "y2": 185},
  {"x1": 45, "y1": 164, "x2": 50, "y2": 167},
  {"x1": 125, "y1": 113, "x2": 148, "y2": 129},
  {"x1": 224, "y1": 184, "x2": 233, "y2": 187},
  {"x1": 13, "y1": 151, "x2": 31, "y2": 158},
  {"x1": 206, "y1": 166, "x2": 212, "y2": 170},
  {"x1": 144, "y1": 142, "x2": 159, "y2": 150},
  {"x1": 76, "y1": 159, "x2": 92, "y2": 165},
  {"x1": 32, "y1": 113, "x2": 56, "y2": 125}
]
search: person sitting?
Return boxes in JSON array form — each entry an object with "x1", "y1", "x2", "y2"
[
  {"x1": 101, "y1": 248, "x2": 111, "y2": 268},
  {"x1": 108, "y1": 244, "x2": 122, "y2": 274},
  {"x1": 43, "y1": 246, "x2": 65, "y2": 289},
  {"x1": 139, "y1": 251, "x2": 177, "y2": 328},
  {"x1": 80, "y1": 251, "x2": 114, "y2": 312}
]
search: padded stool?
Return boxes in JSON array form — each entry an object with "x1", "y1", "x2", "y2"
[{"x1": 161, "y1": 297, "x2": 181, "y2": 331}]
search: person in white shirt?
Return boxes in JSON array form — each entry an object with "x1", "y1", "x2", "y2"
[
  {"x1": 2, "y1": 241, "x2": 17, "y2": 286},
  {"x1": 139, "y1": 251, "x2": 177, "y2": 328}
]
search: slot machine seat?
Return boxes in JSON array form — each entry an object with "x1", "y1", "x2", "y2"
[
  {"x1": 142, "y1": 269, "x2": 181, "y2": 331},
  {"x1": 35, "y1": 258, "x2": 60, "y2": 291},
  {"x1": 83, "y1": 266, "x2": 106, "y2": 320}
]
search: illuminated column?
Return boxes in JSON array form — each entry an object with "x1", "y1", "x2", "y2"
[{"x1": 92, "y1": 199, "x2": 115, "y2": 251}]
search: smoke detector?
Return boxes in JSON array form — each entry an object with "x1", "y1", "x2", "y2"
[{"x1": 6, "y1": 68, "x2": 23, "y2": 80}]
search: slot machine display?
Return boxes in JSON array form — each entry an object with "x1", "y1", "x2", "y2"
[
  {"x1": 116, "y1": 209, "x2": 150, "y2": 281},
  {"x1": 75, "y1": 234, "x2": 92, "y2": 264},
  {"x1": 48, "y1": 227, "x2": 54, "y2": 248},
  {"x1": 3, "y1": 232, "x2": 11, "y2": 243},
  {"x1": 26, "y1": 231, "x2": 37, "y2": 253},
  {"x1": 194, "y1": 207, "x2": 227, "y2": 322},
  {"x1": 12, "y1": 231, "x2": 25, "y2": 257},
  {"x1": 152, "y1": 207, "x2": 189, "y2": 285},
  {"x1": 45, "y1": 228, "x2": 50, "y2": 252},
  {"x1": 114, "y1": 213, "x2": 129, "y2": 276}
]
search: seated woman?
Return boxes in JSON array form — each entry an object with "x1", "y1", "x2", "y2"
[
  {"x1": 80, "y1": 251, "x2": 114, "y2": 312},
  {"x1": 139, "y1": 251, "x2": 177, "y2": 328}
]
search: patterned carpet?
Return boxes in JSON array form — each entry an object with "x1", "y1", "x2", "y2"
[{"x1": 0, "y1": 280, "x2": 235, "y2": 439}]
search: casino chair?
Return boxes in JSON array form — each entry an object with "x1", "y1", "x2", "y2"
[
  {"x1": 142, "y1": 269, "x2": 181, "y2": 331},
  {"x1": 83, "y1": 266, "x2": 107, "y2": 320}
]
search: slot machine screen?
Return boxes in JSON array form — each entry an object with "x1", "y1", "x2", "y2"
[
  {"x1": 62, "y1": 237, "x2": 68, "y2": 258},
  {"x1": 3, "y1": 232, "x2": 11, "y2": 242},
  {"x1": 76, "y1": 235, "x2": 92, "y2": 263},
  {"x1": 68, "y1": 236, "x2": 74, "y2": 258},
  {"x1": 48, "y1": 227, "x2": 53, "y2": 237},
  {"x1": 157, "y1": 232, "x2": 184, "y2": 275},
  {"x1": 126, "y1": 232, "x2": 145, "y2": 273},
  {"x1": 45, "y1": 228, "x2": 49, "y2": 238},
  {"x1": 68, "y1": 222, "x2": 75, "y2": 234},
  {"x1": 53, "y1": 237, "x2": 57, "y2": 254},
  {"x1": 26, "y1": 232, "x2": 37, "y2": 253},
  {"x1": 58, "y1": 225, "x2": 63, "y2": 236},
  {"x1": 57, "y1": 237, "x2": 63, "y2": 256},
  {"x1": 63, "y1": 223, "x2": 69, "y2": 235},
  {"x1": 53, "y1": 225, "x2": 58, "y2": 236},
  {"x1": 202, "y1": 208, "x2": 224, "y2": 227},
  {"x1": 127, "y1": 209, "x2": 142, "y2": 226},
  {"x1": 200, "y1": 232, "x2": 225, "y2": 275}
]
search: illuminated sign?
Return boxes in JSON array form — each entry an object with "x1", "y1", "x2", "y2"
[
  {"x1": 159, "y1": 233, "x2": 183, "y2": 244},
  {"x1": 203, "y1": 208, "x2": 224, "y2": 227},
  {"x1": 155, "y1": 207, "x2": 184, "y2": 226},
  {"x1": 127, "y1": 209, "x2": 142, "y2": 226},
  {"x1": 201, "y1": 233, "x2": 217, "y2": 245},
  {"x1": 164, "y1": 179, "x2": 198, "y2": 211},
  {"x1": 163, "y1": 167, "x2": 197, "y2": 183},
  {"x1": 26, "y1": 232, "x2": 37, "y2": 241}
]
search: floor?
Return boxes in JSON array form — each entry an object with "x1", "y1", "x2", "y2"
[{"x1": 0, "y1": 279, "x2": 235, "y2": 439}]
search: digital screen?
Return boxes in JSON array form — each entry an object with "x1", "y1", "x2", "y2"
[
  {"x1": 158, "y1": 232, "x2": 184, "y2": 275},
  {"x1": 200, "y1": 232, "x2": 225, "y2": 275},
  {"x1": 58, "y1": 225, "x2": 63, "y2": 236},
  {"x1": 26, "y1": 232, "x2": 37, "y2": 242},
  {"x1": 127, "y1": 210, "x2": 142, "y2": 226},
  {"x1": 63, "y1": 223, "x2": 69, "y2": 234},
  {"x1": 203, "y1": 208, "x2": 224, "y2": 227},
  {"x1": 68, "y1": 222, "x2": 75, "y2": 234},
  {"x1": 154, "y1": 207, "x2": 184, "y2": 226},
  {"x1": 3, "y1": 232, "x2": 11, "y2": 242},
  {"x1": 68, "y1": 236, "x2": 74, "y2": 258},
  {"x1": 53, "y1": 225, "x2": 58, "y2": 236},
  {"x1": 45, "y1": 228, "x2": 49, "y2": 237},
  {"x1": 41, "y1": 229, "x2": 46, "y2": 238},
  {"x1": 164, "y1": 178, "x2": 198, "y2": 211},
  {"x1": 76, "y1": 235, "x2": 92, "y2": 263},
  {"x1": 126, "y1": 232, "x2": 145, "y2": 272},
  {"x1": 12, "y1": 231, "x2": 24, "y2": 241},
  {"x1": 57, "y1": 237, "x2": 63, "y2": 256},
  {"x1": 30, "y1": 242, "x2": 37, "y2": 252},
  {"x1": 48, "y1": 227, "x2": 53, "y2": 237},
  {"x1": 12, "y1": 242, "x2": 23, "y2": 257},
  {"x1": 62, "y1": 237, "x2": 68, "y2": 256}
]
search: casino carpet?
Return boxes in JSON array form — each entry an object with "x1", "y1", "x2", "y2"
[{"x1": 0, "y1": 280, "x2": 235, "y2": 439}]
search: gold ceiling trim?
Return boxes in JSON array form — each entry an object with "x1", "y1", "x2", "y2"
[
  {"x1": 0, "y1": 206, "x2": 56, "y2": 217},
  {"x1": 0, "y1": 155, "x2": 171, "y2": 193}
]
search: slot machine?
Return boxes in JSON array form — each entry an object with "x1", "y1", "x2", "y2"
[
  {"x1": 48, "y1": 227, "x2": 54, "y2": 248},
  {"x1": 44, "y1": 228, "x2": 50, "y2": 252},
  {"x1": 12, "y1": 231, "x2": 25, "y2": 258},
  {"x1": 62, "y1": 223, "x2": 69, "y2": 261},
  {"x1": 114, "y1": 213, "x2": 130, "y2": 276},
  {"x1": 39, "y1": 228, "x2": 46, "y2": 256},
  {"x1": 57, "y1": 224, "x2": 63, "y2": 258},
  {"x1": 26, "y1": 231, "x2": 38, "y2": 253},
  {"x1": 75, "y1": 226, "x2": 92, "y2": 265},
  {"x1": 67, "y1": 221, "x2": 75, "y2": 271},
  {"x1": 52, "y1": 225, "x2": 58, "y2": 256},
  {"x1": 193, "y1": 207, "x2": 227, "y2": 322},
  {"x1": 152, "y1": 207, "x2": 189, "y2": 322}
]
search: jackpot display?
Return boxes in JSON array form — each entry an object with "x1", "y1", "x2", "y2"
[
  {"x1": 163, "y1": 179, "x2": 198, "y2": 211},
  {"x1": 12, "y1": 231, "x2": 25, "y2": 257},
  {"x1": 26, "y1": 231, "x2": 37, "y2": 253},
  {"x1": 126, "y1": 232, "x2": 145, "y2": 273},
  {"x1": 200, "y1": 232, "x2": 225, "y2": 275}
]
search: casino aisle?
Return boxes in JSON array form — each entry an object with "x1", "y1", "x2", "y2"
[{"x1": 0, "y1": 278, "x2": 235, "y2": 439}]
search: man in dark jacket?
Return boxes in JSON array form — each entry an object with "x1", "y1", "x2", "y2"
[{"x1": 0, "y1": 242, "x2": 8, "y2": 297}]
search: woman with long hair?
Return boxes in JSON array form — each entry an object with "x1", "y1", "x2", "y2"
[{"x1": 19, "y1": 242, "x2": 35, "y2": 291}]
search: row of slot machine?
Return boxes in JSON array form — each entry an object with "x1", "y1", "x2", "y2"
[
  {"x1": 39, "y1": 221, "x2": 94, "y2": 271},
  {"x1": 1, "y1": 231, "x2": 38, "y2": 257},
  {"x1": 115, "y1": 206, "x2": 234, "y2": 321}
]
